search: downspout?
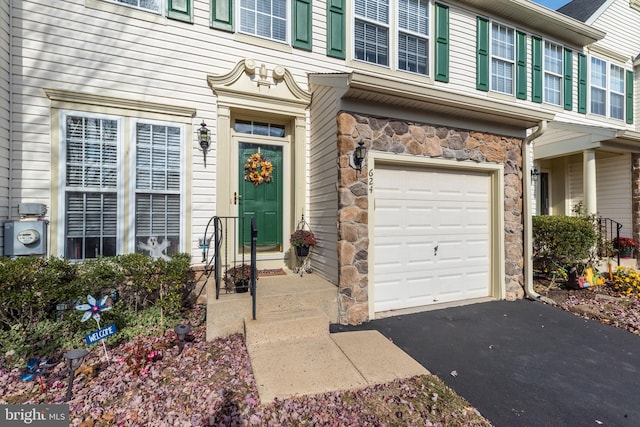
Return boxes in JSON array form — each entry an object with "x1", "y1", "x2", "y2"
[
  {"x1": 522, "y1": 120, "x2": 547, "y2": 300},
  {"x1": 8, "y1": 0, "x2": 13, "y2": 221}
]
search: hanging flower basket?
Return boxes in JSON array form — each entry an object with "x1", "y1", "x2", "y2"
[{"x1": 295, "y1": 246, "x2": 310, "y2": 257}]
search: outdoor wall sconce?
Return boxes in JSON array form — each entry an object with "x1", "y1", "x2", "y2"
[
  {"x1": 531, "y1": 166, "x2": 539, "y2": 181},
  {"x1": 199, "y1": 121, "x2": 211, "y2": 166},
  {"x1": 63, "y1": 348, "x2": 88, "y2": 401},
  {"x1": 174, "y1": 324, "x2": 191, "y2": 354},
  {"x1": 353, "y1": 140, "x2": 367, "y2": 172}
]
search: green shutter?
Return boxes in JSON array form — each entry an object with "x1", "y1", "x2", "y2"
[
  {"x1": 531, "y1": 36, "x2": 542, "y2": 103},
  {"x1": 293, "y1": 0, "x2": 312, "y2": 51},
  {"x1": 516, "y1": 31, "x2": 527, "y2": 99},
  {"x1": 476, "y1": 17, "x2": 489, "y2": 91},
  {"x1": 563, "y1": 48, "x2": 573, "y2": 111},
  {"x1": 434, "y1": 3, "x2": 449, "y2": 83},
  {"x1": 167, "y1": 0, "x2": 193, "y2": 23},
  {"x1": 327, "y1": 0, "x2": 345, "y2": 59},
  {"x1": 578, "y1": 53, "x2": 587, "y2": 113},
  {"x1": 626, "y1": 70, "x2": 634, "y2": 124},
  {"x1": 211, "y1": 0, "x2": 233, "y2": 32}
]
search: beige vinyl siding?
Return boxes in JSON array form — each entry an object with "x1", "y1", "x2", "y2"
[
  {"x1": 596, "y1": 153, "x2": 632, "y2": 237},
  {"x1": 589, "y1": 0, "x2": 640, "y2": 62},
  {"x1": 568, "y1": 156, "x2": 583, "y2": 214},
  {"x1": 12, "y1": 0, "x2": 348, "y2": 261},
  {"x1": 568, "y1": 153, "x2": 632, "y2": 237},
  {"x1": 1, "y1": 0, "x2": 10, "y2": 238},
  {"x1": 308, "y1": 83, "x2": 339, "y2": 285}
]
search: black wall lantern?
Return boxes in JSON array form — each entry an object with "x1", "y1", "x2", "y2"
[
  {"x1": 531, "y1": 166, "x2": 539, "y2": 181},
  {"x1": 353, "y1": 140, "x2": 367, "y2": 172},
  {"x1": 199, "y1": 121, "x2": 211, "y2": 166}
]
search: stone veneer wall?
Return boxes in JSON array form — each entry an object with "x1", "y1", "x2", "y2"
[{"x1": 336, "y1": 111, "x2": 525, "y2": 325}]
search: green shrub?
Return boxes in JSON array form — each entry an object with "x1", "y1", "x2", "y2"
[
  {"x1": 0, "y1": 257, "x2": 82, "y2": 328},
  {"x1": 533, "y1": 215, "x2": 598, "y2": 273},
  {"x1": 0, "y1": 253, "x2": 193, "y2": 366}
]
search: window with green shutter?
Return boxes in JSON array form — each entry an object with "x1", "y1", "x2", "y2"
[
  {"x1": 168, "y1": 0, "x2": 193, "y2": 23},
  {"x1": 293, "y1": 0, "x2": 312, "y2": 50},
  {"x1": 327, "y1": 0, "x2": 346, "y2": 59},
  {"x1": 626, "y1": 70, "x2": 634, "y2": 124},
  {"x1": 564, "y1": 48, "x2": 573, "y2": 111},
  {"x1": 476, "y1": 17, "x2": 489, "y2": 91},
  {"x1": 211, "y1": 0, "x2": 234, "y2": 32},
  {"x1": 531, "y1": 36, "x2": 542, "y2": 103},
  {"x1": 434, "y1": 3, "x2": 449, "y2": 83},
  {"x1": 578, "y1": 53, "x2": 587, "y2": 113},
  {"x1": 516, "y1": 31, "x2": 527, "y2": 99}
]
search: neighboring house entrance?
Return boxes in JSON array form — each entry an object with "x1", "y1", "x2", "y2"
[
  {"x1": 238, "y1": 142, "x2": 283, "y2": 251},
  {"x1": 373, "y1": 164, "x2": 492, "y2": 312}
]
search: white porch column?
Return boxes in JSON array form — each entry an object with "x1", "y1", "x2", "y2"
[{"x1": 583, "y1": 149, "x2": 597, "y2": 215}]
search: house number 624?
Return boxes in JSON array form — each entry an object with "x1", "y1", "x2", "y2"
[{"x1": 369, "y1": 169, "x2": 374, "y2": 193}]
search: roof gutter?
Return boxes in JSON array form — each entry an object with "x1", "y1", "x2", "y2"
[{"x1": 522, "y1": 120, "x2": 547, "y2": 301}]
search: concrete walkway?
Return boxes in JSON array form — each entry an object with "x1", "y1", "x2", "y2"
[{"x1": 207, "y1": 271, "x2": 428, "y2": 403}]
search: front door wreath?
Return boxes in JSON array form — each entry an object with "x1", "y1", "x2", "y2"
[{"x1": 243, "y1": 152, "x2": 273, "y2": 186}]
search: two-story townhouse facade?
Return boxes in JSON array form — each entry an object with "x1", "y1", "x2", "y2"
[
  {"x1": 2, "y1": 0, "x2": 608, "y2": 328},
  {"x1": 533, "y1": 0, "x2": 640, "y2": 244}
]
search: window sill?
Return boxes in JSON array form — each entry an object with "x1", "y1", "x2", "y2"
[{"x1": 234, "y1": 33, "x2": 292, "y2": 55}]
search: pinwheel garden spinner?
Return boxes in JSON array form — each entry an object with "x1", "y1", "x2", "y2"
[{"x1": 76, "y1": 295, "x2": 112, "y2": 361}]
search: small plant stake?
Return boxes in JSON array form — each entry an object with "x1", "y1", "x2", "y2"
[{"x1": 76, "y1": 295, "x2": 113, "y2": 362}]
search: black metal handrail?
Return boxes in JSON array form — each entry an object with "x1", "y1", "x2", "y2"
[
  {"x1": 201, "y1": 216, "x2": 254, "y2": 299},
  {"x1": 598, "y1": 217, "x2": 623, "y2": 266}
]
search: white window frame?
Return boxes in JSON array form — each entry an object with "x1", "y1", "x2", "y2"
[
  {"x1": 543, "y1": 40, "x2": 563, "y2": 106},
  {"x1": 489, "y1": 20, "x2": 515, "y2": 95},
  {"x1": 58, "y1": 111, "x2": 125, "y2": 259},
  {"x1": 57, "y1": 111, "x2": 186, "y2": 260},
  {"x1": 353, "y1": 0, "x2": 431, "y2": 76},
  {"x1": 128, "y1": 119, "x2": 186, "y2": 255},
  {"x1": 609, "y1": 64, "x2": 625, "y2": 120},
  {"x1": 589, "y1": 55, "x2": 627, "y2": 121},
  {"x1": 238, "y1": 0, "x2": 289, "y2": 44}
]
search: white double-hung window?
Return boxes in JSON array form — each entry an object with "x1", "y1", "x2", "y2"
[
  {"x1": 240, "y1": 0, "x2": 287, "y2": 42},
  {"x1": 398, "y1": 0, "x2": 429, "y2": 74},
  {"x1": 354, "y1": 0, "x2": 430, "y2": 75},
  {"x1": 491, "y1": 22, "x2": 515, "y2": 95},
  {"x1": 134, "y1": 122, "x2": 183, "y2": 256},
  {"x1": 61, "y1": 112, "x2": 184, "y2": 260},
  {"x1": 590, "y1": 56, "x2": 626, "y2": 120},
  {"x1": 64, "y1": 115, "x2": 120, "y2": 260},
  {"x1": 543, "y1": 41, "x2": 563, "y2": 106},
  {"x1": 609, "y1": 64, "x2": 625, "y2": 120},
  {"x1": 590, "y1": 57, "x2": 607, "y2": 116},
  {"x1": 354, "y1": 0, "x2": 390, "y2": 66}
]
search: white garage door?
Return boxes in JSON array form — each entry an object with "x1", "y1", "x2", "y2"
[{"x1": 374, "y1": 164, "x2": 492, "y2": 312}]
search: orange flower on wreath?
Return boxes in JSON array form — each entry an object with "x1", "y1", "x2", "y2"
[{"x1": 244, "y1": 152, "x2": 273, "y2": 186}]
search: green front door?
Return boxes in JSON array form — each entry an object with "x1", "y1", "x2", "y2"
[{"x1": 238, "y1": 143, "x2": 283, "y2": 251}]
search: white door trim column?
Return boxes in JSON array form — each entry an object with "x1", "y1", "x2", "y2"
[{"x1": 583, "y1": 149, "x2": 597, "y2": 215}]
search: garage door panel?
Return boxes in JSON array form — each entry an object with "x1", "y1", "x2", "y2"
[{"x1": 374, "y1": 165, "x2": 492, "y2": 312}]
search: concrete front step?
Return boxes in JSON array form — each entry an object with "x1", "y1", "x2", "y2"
[
  {"x1": 244, "y1": 309, "x2": 330, "y2": 349},
  {"x1": 206, "y1": 272, "x2": 339, "y2": 341}
]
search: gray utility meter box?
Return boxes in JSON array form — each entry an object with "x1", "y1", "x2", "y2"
[{"x1": 4, "y1": 220, "x2": 48, "y2": 256}]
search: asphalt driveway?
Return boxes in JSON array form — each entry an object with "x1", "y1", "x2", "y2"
[{"x1": 331, "y1": 300, "x2": 640, "y2": 426}]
